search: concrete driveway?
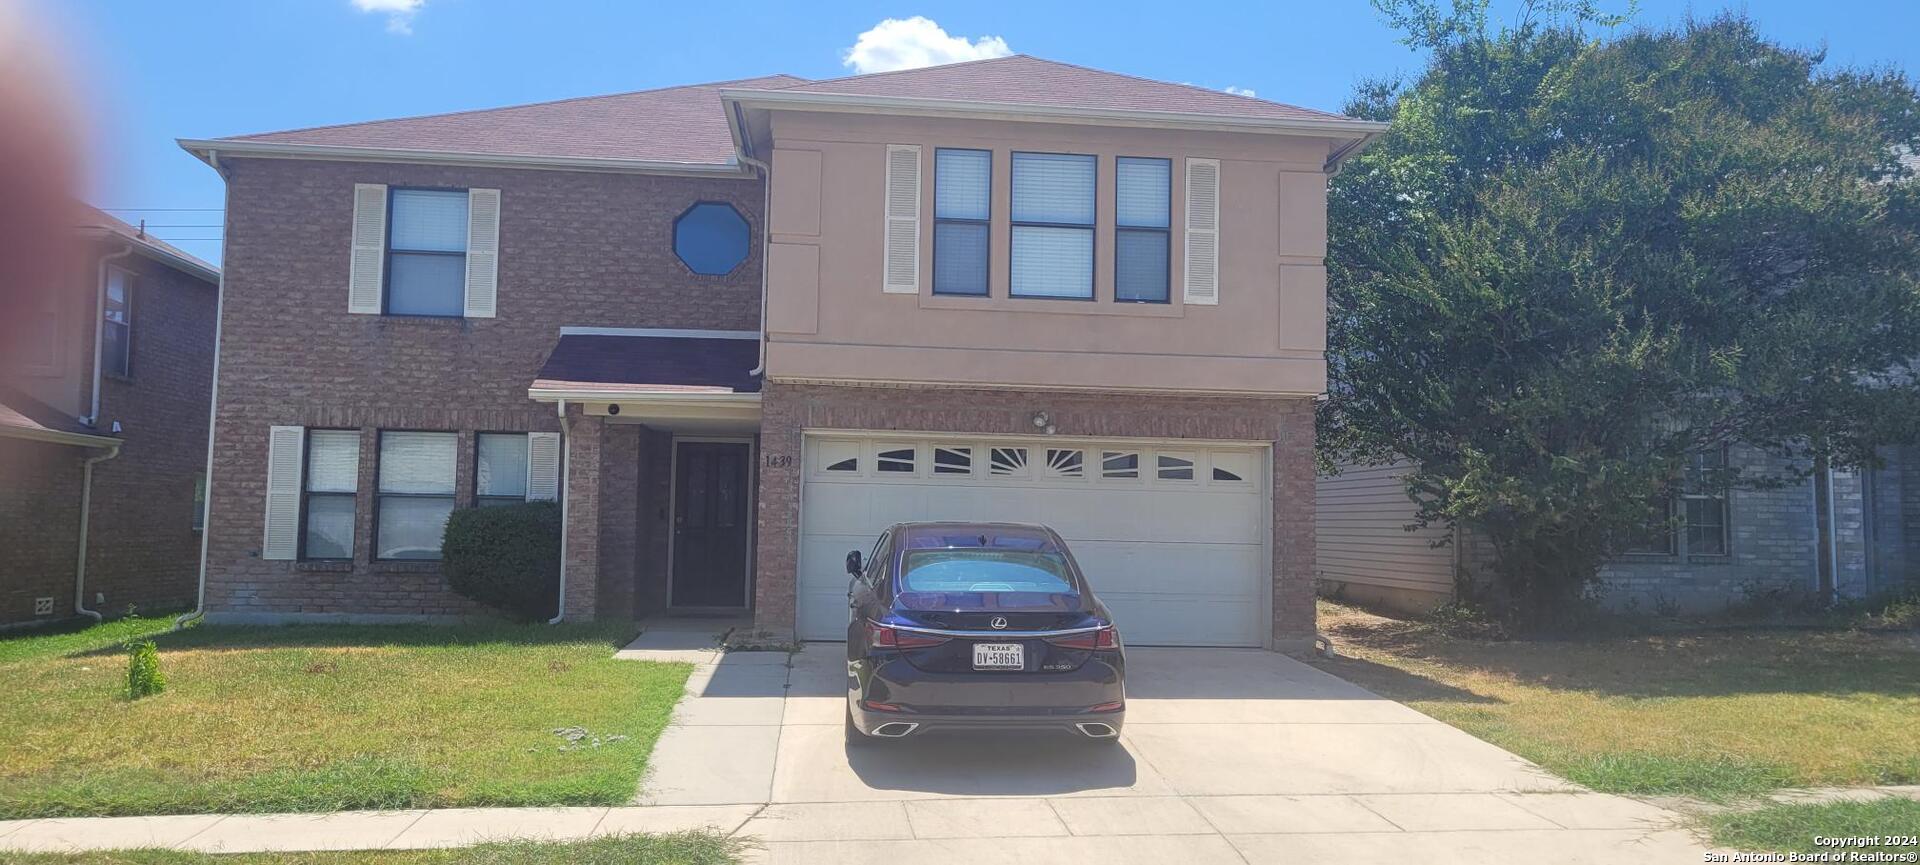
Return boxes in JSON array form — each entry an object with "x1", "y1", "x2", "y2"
[{"x1": 631, "y1": 636, "x2": 1707, "y2": 864}]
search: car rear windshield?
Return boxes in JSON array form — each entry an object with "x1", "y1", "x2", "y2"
[{"x1": 897, "y1": 549, "x2": 1081, "y2": 609}]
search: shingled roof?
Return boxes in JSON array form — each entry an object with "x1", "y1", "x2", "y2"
[
  {"x1": 188, "y1": 57, "x2": 1374, "y2": 170},
  {"x1": 213, "y1": 74, "x2": 808, "y2": 166},
  {"x1": 752, "y1": 55, "x2": 1354, "y2": 123}
]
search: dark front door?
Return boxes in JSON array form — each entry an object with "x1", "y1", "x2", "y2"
[{"x1": 671, "y1": 441, "x2": 751, "y2": 608}]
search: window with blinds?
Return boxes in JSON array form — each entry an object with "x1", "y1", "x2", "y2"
[
  {"x1": 303, "y1": 430, "x2": 360, "y2": 560},
  {"x1": 102, "y1": 268, "x2": 133, "y2": 377},
  {"x1": 1010, "y1": 152, "x2": 1096, "y2": 299},
  {"x1": 376, "y1": 431, "x2": 457, "y2": 560},
  {"x1": 1115, "y1": 157, "x2": 1171, "y2": 303},
  {"x1": 933, "y1": 148, "x2": 991, "y2": 296},
  {"x1": 476, "y1": 433, "x2": 530, "y2": 506},
  {"x1": 386, "y1": 189, "x2": 468, "y2": 317}
]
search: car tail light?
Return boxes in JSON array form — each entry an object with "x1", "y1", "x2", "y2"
[
  {"x1": 1046, "y1": 626, "x2": 1119, "y2": 650},
  {"x1": 863, "y1": 700, "x2": 904, "y2": 712},
  {"x1": 868, "y1": 622, "x2": 949, "y2": 649},
  {"x1": 1089, "y1": 701, "x2": 1125, "y2": 713}
]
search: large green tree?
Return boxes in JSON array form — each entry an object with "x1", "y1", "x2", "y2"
[{"x1": 1321, "y1": 1, "x2": 1920, "y2": 624}]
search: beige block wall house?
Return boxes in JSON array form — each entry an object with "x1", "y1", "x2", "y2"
[{"x1": 183, "y1": 56, "x2": 1385, "y2": 650}]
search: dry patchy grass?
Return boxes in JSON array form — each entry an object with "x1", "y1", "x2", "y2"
[
  {"x1": 5, "y1": 833, "x2": 740, "y2": 865},
  {"x1": 1311, "y1": 600, "x2": 1920, "y2": 799}
]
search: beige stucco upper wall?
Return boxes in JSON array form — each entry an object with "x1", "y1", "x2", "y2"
[{"x1": 761, "y1": 110, "x2": 1337, "y2": 396}]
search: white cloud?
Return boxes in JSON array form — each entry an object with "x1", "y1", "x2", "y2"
[
  {"x1": 351, "y1": 0, "x2": 424, "y2": 35},
  {"x1": 1224, "y1": 85, "x2": 1258, "y2": 98},
  {"x1": 843, "y1": 17, "x2": 1012, "y2": 74}
]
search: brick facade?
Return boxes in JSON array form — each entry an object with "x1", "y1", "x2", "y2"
[
  {"x1": 0, "y1": 438, "x2": 85, "y2": 625},
  {"x1": 1452, "y1": 444, "x2": 1919, "y2": 612},
  {"x1": 85, "y1": 246, "x2": 217, "y2": 616},
  {"x1": 2, "y1": 238, "x2": 215, "y2": 628},
  {"x1": 751, "y1": 381, "x2": 1319, "y2": 649},
  {"x1": 202, "y1": 157, "x2": 762, "y2": 621}
]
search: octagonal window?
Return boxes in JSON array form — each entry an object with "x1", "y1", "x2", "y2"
[{"x1": 673, "y1": 202, "x2": 750, "y2": 275}]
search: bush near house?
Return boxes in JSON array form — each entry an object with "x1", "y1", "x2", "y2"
[{"x1": 442, "y1": 501, "x2": 562, "y2": 621}]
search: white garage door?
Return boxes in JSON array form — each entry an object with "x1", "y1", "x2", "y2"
[{"x1": 797, "y1": 434, "x2": 1270, "y2": 647}]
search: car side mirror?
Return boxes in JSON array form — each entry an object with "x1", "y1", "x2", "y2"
[{"x1": 845, "y1": 550, "x2": 863, "y2": 577}]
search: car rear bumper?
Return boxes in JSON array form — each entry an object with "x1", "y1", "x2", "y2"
[
  {"x1": 850, "y1": 652, "x2": 1126, "y2": 739},
  {"x1": 851, "y1": 703, "x2": 1126, "y2": 739}
]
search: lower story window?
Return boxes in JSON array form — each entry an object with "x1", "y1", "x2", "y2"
[
  {"x1": 303, "y1": 430, "x2": 360, "y2": 560},
  {"x1": 476, "y1": 433, "x2": 530, "y2": 506},
  {"x1": 377, "y1": 431, "x2": 457, "y2": 560}
]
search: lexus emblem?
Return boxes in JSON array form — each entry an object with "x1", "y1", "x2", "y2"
[{"x1": 989, "y1": 616, "x2": 1009, "y2": 630}]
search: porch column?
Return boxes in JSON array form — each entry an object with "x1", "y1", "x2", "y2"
[
  {"x1": 752, "y1": 382, "x2": 801, "y2": 640},
  {"x1": 562, "y1": 408, "x2": 601, "y2": 622}
]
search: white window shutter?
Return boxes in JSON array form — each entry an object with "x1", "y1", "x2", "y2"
[
  {"x1": 464, "y1": 188, "x2": 501, "y2": 318},
  {"x1": 526, "y1": 432, "x2": 561, "y2": 501},
  {"x1": 882, "y1": 145, "x2": 921, "y2": 294},
  {"x1": 262, "y1": 425, "x2": 305, "y2": 560},
  {"x1": 349, "y1": 184, "x2": 387, "y2": 314},
  {"x1": 1183, "y1": 158, "x2": 1221, "y2": 305}
]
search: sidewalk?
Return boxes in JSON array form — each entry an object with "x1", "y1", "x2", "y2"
[{"x1": 0, "y1": 805, "x2": 762, "y2": 854}]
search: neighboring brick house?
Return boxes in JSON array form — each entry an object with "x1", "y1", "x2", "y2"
[
  {"x1": 181, "y1": 56, "x2": 1385, "y2": 649},
  {"x1": 1, "y1": 206, "x2": 219, "y2": 628},
  {"x1": 1318, "y1": 448, "x2": 1920, "y2": 614}
]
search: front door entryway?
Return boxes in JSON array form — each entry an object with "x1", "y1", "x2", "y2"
[{"x1": 670, "y1": 440, "x2": 752, "y2": 609}]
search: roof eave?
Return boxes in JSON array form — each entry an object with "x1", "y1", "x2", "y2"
[
  {"x1": 76, "y1": 226, "x2": 220, "y2": 283},
  {"x1": 718, "y1": 88, "x2": 1390, "y2": 139},
  {"x1": 177, "y1": 139, "x2": 756, "y2": 178},
  {"x1": 0, "y1": 424, "x2": 121, "y2": 449}
]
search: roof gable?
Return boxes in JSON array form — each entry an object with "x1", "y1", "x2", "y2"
[{"x1": 219, "y1": 75, "x2": 808, "y2": 166}]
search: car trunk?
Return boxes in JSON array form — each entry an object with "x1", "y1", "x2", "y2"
[{"x1": 889, "y1": 607, "x2": 1102, "y2": 674}]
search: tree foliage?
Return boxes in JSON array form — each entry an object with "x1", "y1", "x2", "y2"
[{"x1": 1323, "y1": 2, "x2": 1920, "y2": 624}]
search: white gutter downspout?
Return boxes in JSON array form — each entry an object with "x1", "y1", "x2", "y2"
[
  {"x1": 736, "y1": 151, "x2": 772, "y2": 377},
  {"x1": 176, "y1": 148, "x2": 229, "y2": 631},
  {"x1": 1825, "y1": 464, "x2": 1840, "y2": 602},
  {"x1": 90, "y1": 245, "x2": 136, "y2": 424},
  {"x1": 548, "y1": 399, "x2": 570, "y2": 624},
  {"x1": 73, "y1": 443, "x2": 123, "y2": 621}
]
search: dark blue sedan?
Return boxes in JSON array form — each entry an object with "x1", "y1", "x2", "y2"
[{"x1": 842, "y1": 522, "x2": 1126, "y2": 744}]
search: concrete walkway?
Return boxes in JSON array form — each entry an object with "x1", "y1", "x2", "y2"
[{"x1": 0, "y1": 635, "x2": 1724, "y2": 862}]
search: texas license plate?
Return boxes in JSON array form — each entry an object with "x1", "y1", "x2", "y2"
[{"x1": 972, "y1": 642, "x2": 1024, "y2": 670}]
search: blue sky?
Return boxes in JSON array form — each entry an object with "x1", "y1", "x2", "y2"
[{"x1": 34, "y1": 0, "x2": 1920, "y2": 265}]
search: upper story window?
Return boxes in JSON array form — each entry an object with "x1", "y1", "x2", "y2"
[
  {"x1": 102, "y1": 268, "x2": 133, "y2": 377},
  {"x1": 1010, "y1": 152, "x2": 1096, "y2": 299},
  {"x1": 933, "y1": 148, "x2": 991, "y2": 296},
  {"x1": 674, "y1": 202, "x2": 750, "y2": 275},
  {"x1": 1115, "y1": 157, "x2": 1172, "y2": 303},
  {"x1": 386, "y1": 189, "x2": 469, "y2": 317}
]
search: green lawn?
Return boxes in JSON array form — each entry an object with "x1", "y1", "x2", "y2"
[
  {"x1": 1707, "y1": 798, "x2": 1920, "y2": 855},
  {"x1": 3, "y1": 834, "x2": 737, "y2": 865},
  {"x1": 1313, "y1": 601, "x2": 1920, "y2": 801},
  {"x1": 0, "y1": 618, "x2": 691, "y2": 818},
  {"x1": 0, "y1": 614, "x2": 179, "y2": 665}
]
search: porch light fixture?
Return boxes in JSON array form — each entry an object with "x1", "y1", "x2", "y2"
[{"x1": 607, "y1": 404, "x2": 621, "y2": 416}]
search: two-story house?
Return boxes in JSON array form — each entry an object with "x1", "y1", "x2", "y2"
[
  {"x1": 182, "y1": 56, "x2": 1385, "y2": 649},
  {"x1": 2, "y1": 205, "x2": 219, "y2": 627}
]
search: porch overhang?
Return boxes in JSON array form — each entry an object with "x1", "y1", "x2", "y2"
[{"x1": 526, "y1": 329, "x2": 763, "y2": 429}]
